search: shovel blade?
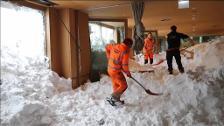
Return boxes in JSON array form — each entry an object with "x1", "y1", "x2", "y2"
[{"x1": 145, "y1": 89, "x2": 163, "y2": 96}]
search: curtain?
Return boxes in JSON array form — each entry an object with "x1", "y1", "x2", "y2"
[{"x1": 131, "y1": 1, "x2": 145, "y2": 54}]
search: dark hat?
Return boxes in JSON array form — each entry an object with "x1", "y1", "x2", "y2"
[
  {"x1": 171, "y1": 25, "x2": 177, "y2": 31},
  {"x1": 123, "y1": 38, "x2": 133, "y2": 47}
]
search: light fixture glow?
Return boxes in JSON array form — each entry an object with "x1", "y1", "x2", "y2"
[{"x1": 178, "y1": 0, "x2": 189, "y2": 9}]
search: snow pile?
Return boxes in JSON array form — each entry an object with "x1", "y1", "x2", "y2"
[
  {"x1": 132, "y1": 36, "x2": 224, "y2": 72},
  {"x1": 1, "y1": 41, "x2": 71, "y2": 125},
  {"x1": 9, "y1": 102, "x2": 53, "y2": 126},
  {"x1": 1, "y1": 37, "x2": 224, "y2": 126},
  {"x1": 47, "y1": 66, "x2": 224, "y2": 126},
  {"x1": 129, "y1": 59, "x2": 155, "y2": 72},
  {"x1": 184, "y1": 36, "x2": 224, "y2": 70}
]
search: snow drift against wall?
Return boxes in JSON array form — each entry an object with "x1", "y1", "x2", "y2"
[{"x1": 1, "y1": 37, "x2": 224, "y2": 126}]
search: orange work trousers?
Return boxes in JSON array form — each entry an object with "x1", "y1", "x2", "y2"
[
  {"x1": 144, "y1": 52, "x2": 153, "y2": 60},
  {"x1": 108, "y1": 70, "x2": 127, "y2": 98}
]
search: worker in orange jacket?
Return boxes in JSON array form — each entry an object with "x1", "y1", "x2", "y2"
[
  {"x1": 105, "y1": 38, "x2": 133, "y2": 104},
  {"x1": 143, "y1": 33, "x2": 154, "y2": 64}
]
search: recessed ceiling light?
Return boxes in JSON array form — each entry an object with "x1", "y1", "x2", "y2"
[{"x1": 178, "y1": 0, "x2": 189, "y2": 9}]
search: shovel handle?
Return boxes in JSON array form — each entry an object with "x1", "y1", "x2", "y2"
[
  {"x1": 130, "y1": 77, "x2": 147, "y2": 90},
  {"x1": 130, "y1": 76, "x2": 162, "y2": 96}
]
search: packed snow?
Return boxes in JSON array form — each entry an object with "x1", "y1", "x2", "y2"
[{"x1": 1, "y1": 37, "x2": 224, "y2": 126}]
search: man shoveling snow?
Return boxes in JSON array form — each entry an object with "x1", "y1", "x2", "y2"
[
  {"x1": 166, "y1": 25, "x2": 195, "y2": 74},
  {"x1": 105, "y1": 38, "x2": 162, "y2": 106},
  {"x1": 105, "y1": 38, "x2": 133, "y2": 106}
]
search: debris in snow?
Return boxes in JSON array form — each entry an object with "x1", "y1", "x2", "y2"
[{"x1": 98, "y1": 118, "x2": 105, "y2": 125}]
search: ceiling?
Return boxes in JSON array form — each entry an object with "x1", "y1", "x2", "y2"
[{"x1": 53, "y1": 0, "x2": 224, "y2": 37}]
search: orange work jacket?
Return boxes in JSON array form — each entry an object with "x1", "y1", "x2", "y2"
[
  {"x1": 143, "y1": 38, "x2": 154, "y2": 54},
  {"x1": 105, "y1": 43, "x2": 130, "y2": 74}
]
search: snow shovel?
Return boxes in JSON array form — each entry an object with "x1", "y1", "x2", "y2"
[{"x1": 130, "y1": 76, "x2": 163, "y2": 96}]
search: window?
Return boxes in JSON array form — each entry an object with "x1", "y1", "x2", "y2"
[
  {"x1": 89, "y1": 23, "x2": 114, "y2": 51},
  {"x1": 88, "y1": 21, "x2": 126, "y2": 82}
]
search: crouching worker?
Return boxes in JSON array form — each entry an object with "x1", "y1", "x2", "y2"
[
  {"x1": 143, "y1": 33, "x2": 154, "y2": 64},
  {"x1": 105, "y1": 38, "x2": 133, "y2": 105}
]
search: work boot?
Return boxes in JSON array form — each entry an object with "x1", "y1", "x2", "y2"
[
  {"x1": 144, "y1": 59, "x2": 148, "y2": 64},
  {"x1": 111, "y1": 95, "x2": 124, "y2": 104},
  {"x1": 150, "y1": 58, "x2": 153, "y2": 64},
  {"x1": 169, "y1": 70, "x2": 173, "y2": 74},
  {"x1": 179, "y1": 68, "x2": 185, "y2": 73},
  {"x1": 106, "y1": 97, "x2": 116, "y2": 106}
]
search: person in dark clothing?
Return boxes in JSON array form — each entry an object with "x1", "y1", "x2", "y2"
[{"x1": 166, "y1": 25, "x2": 195, "y2": 74}]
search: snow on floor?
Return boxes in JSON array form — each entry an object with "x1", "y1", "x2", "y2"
[{"x1": 1, "y1": 37, "x2": 224, "y2": 126}]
